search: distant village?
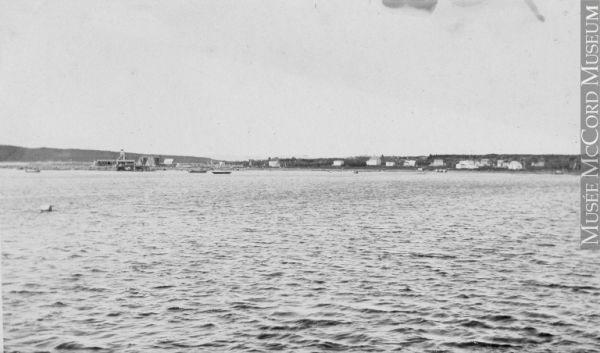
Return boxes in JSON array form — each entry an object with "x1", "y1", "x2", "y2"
[
  {"x1": 90, "y1": 150, "x2": 579, "y2": 172},
  {"x1": 0, "y1": 145, "x2": 579, "y2": 173},
  {"x1": 247, "y1": 155, "x2": 579, "y2": 171}
]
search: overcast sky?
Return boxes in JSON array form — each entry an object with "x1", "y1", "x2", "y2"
[{"x1": 0, "y1": 0, "x2": 578, "y2": 159}]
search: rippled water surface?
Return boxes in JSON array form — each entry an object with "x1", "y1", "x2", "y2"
[{"x1": 2, "y1": 169, "x2": 598, "y2": 352}]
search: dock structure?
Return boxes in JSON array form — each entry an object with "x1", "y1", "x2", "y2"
[
  {"x1": 116, "y1": 149, "x2": 136, "y2": 171},
  {"x1": 136, "y1": 155, "x2": 160, "y2": 170}
]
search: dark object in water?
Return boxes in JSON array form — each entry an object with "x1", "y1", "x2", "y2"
[
  {"x1": 25, "y1": 168, "x2": 41, "y2": 173},
  {"x1": 189, "y1": 169, "x2": 208, "y2": 173},
  {"x1": 40, "y1": 205, "x2": 53, "y2": 212},
  {"x1": 211, "y1": 170, "x2": 232, "y2": 175}
]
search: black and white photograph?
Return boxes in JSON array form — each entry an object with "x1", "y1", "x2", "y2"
[{"x1": 1, "y1": 0, "x2": 598, "y2": 352}]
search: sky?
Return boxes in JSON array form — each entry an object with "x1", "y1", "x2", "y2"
[{"x1": 0, "y1": 0, "x2": 578, "y2": 159}]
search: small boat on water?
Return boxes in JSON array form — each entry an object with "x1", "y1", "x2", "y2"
[
  {"x1": 189, "y1": 169, "x2": 208, "y2": 173},
  {"x1": 211, "y1": 170, "x2": 232, "y2": 175},
  {"x1": 25, "y1": 168, "x2": 41, "y2": 173}
]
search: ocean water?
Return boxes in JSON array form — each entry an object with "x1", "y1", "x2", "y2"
[{"x1": 1, "y1": 169, "x2": 598, "y2": 353}]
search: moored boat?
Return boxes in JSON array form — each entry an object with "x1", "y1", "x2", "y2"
[{"x1": 25, "y1": 168, "x2": 41, "y2": 173}]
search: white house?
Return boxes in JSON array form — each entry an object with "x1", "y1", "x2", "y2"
[
  {"x1": 385, "y1": 161, "x2": 396, "y2": 167},
  {"x1": 531, "y1": 160, "x2": 545, "y2": 168},
  {"x1": 403, "y1": 160, "x2": 417, "y2": 167},
  {"x1": 430, "y1": 159, "x2": 444, "y2": 167},
  {"x1": 366, "y1": 156, "x2": 381, "y2": 166},
  {"x1": 332, "y1": 160, "x2": 344, "y2": 167},
  {"x1": 456, "y1": 160, "x2": 477, "y2": 169},
  {"x1": 268, "y1": 160, "x2": 281, "y2": 168},
  {"x1": 479, "y1": 159, "x2": 491, "y2": 167},
  {"x1": 496, "y1": 160, "x2": 508, "y2": 168},
  {"x1": 163, "y1": 158, "x2": 174, "y2": 166},
  {"x1": 508, "y1": 161, "x2": 523, "y2": 170}
]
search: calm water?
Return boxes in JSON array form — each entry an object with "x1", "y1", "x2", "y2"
[{"x1": 1, "y1": 169, "x2": 598, "y2": 352}]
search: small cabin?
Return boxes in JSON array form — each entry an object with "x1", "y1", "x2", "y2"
[
  {"x1": 366, "y1": 157, "x2": 381, "y2": 166},
  {"x1": 430, "y1": 159, "x2": 444, "y2": 167},
  {"x1": 456, "y1": 160, "x2": 477, "y2": 169},
  {"x1": 531, "y1": 159, "x2": 545, "y2": 168},
  {"x1": 508, "y1": 161, "x2": 523, "y2": 170},
  {"x1": 403, "y1": 160, "x2": 416, "y2": 167}
]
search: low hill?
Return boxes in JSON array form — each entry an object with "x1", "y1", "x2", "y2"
[{"x1": 0, "y1": 145, "x2": 214, "y2": 164}]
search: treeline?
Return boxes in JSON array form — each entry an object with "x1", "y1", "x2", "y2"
[{"x1": 244, "y1": 154, "x2": 580, "y2": 170}]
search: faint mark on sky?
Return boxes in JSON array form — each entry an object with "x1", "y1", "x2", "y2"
[
  {"x1": 523, "y1": 0, "x2": 545, "y2": 22},
  {"x1": 382, "y1": 0, "x2": 545, "y2": 22},
  {"x1": 382, "y1": 0, "x2": 438, "y2": 12}
]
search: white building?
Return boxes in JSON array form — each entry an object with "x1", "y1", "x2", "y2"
[
  {"x1": 531, "y1": 160, "x2": 545, "y2": 168},
  {"x1": 332, "y1": 160, "x2": 344, "y2": 167},
  {"x1": 496, "y1": 160, "x2": 508, "y2": 168},
  {"x1": 456, "y1": 160, "x2": 477, "y2": 169},
  {"x1": 366, "y1": 156, "x2": 381, "y2": 166},
  {"x1": 508, "y1": 161, "x2": 523, "y2": 170},
  {"x1": 385, "y1": 161, "x2": 396, "y2": 167},
  {"x1": 430, "y1": 159, "x2": 444, "y2": 167},
  {"x1": 479, "y1": 159, "x2": 491, "y2": 167},
  {"x1": 403, "y1": 160, "x2": 417, "y2": 167},
  {"x1": 163, "y1": 158, "x2": 174, "y2": 166},
  {"x1": 268, "y1": 160, "x2": 281, "y2": 168}
]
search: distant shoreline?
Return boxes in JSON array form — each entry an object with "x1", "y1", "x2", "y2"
[{"x1": 0, "y1": 162, "x2": 578, "y2": 175}]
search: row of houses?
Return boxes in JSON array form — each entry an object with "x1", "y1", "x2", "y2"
[
  {"x1": 331, "y1": 156, "x2": 435, "y2": 168},
  {"x1": 329, "y1": 156, "x2": 542, "y2": 170},
  {"x1": 352, "y1": 156, "x2": 418, "y2": 167},
  {"x1": 455, "y1": 159, "x2": 523, "y2": 170},
  {"x1": 453, "y1": 158, "x2": 545, "y2": 170}
]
